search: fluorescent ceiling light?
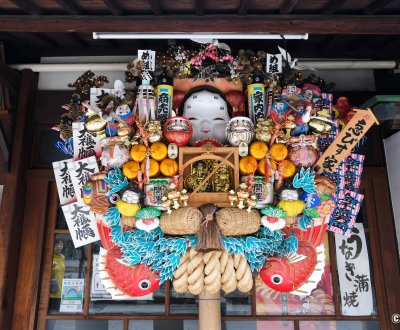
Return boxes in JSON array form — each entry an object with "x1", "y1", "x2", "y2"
[{"x1": 93, "y1": 32, "x2": 308, "y2": 40}]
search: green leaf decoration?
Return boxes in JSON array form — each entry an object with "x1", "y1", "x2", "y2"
[{"x1": 293, "y1": 167, "x2": 316, "y2": 194}]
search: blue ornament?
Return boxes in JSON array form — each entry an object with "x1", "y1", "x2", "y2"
[{"x1": 300, "y1": 192, "x2": 321, "y2": 208}]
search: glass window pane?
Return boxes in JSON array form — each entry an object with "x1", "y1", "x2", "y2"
[
  {"x1": 47, "y1": 320, "x2": 123, "y2": 330},
  {"x1": 128, "y1": 320, "x2": 198, "y2": 330},
  {"x1": 89, "y1": 241, "x2": 165, "y2": 315},
  {"x1": 256, "y1": 236, "x2": 335, "y2": 315},
  {"x1": 169, "y1": 287, "x2": 198, "y2": 315},
  {"x1": 48, "y1": 234, "x2": 87, "y2": 314},
  {"x1": 56, "y1": 205, "x2": 69, "y2": 230},
  {"x1": 38, "y1": 128, "x2": 65, "y2": 165},
  {"x1": 221, "y1": 289, "x2": 251, "y2": 315},
  {"x1": 223, "y1": 321, "x2": 293, "y2": 329},
  {"x1": 300, "y1": 321, "x2": 380, "y2": 330}
]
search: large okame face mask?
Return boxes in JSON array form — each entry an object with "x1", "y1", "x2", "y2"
[{"x1": 182, "y1": 90, "x2": 230, "y2": 145}]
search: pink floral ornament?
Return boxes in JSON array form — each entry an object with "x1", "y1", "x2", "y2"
[{"x1": 317, "y1": 200, "x2": 335, "y2": 217}]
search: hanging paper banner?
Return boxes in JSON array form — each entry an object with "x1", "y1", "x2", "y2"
[
  {"x1": 328, "y1": 189, "x2": 364, "y2": 237},
  {"x1": 335, "y1": 223, "x2": 373, "y2": 316},
  {"x1": 68, "y1": 156, "x2": 99, "y2": 203},
  {"x1": 53, "y1": 159, "x2": 77, "y2": 206},
  {"x1": 72, "y1": 122, "x2": 102, "y2": 160},
  {"x1": 90, "y1": 87, "x2": 112, "y2": 107},
  {"x1": 316, "y1": 108, "x2": 378, "y2": 173},
  {"x1": 138, "y1": 49, "x2": 156, "y2": 72},
  {"x1": 266, "y1": 53, "x2": 282, "y2": 74},
  {"x1": 62, "y1": 202, "x2": 100, "y2": 248},
  {"x1": 60, "y1": 278, "x2": 84, "y2": 312}
]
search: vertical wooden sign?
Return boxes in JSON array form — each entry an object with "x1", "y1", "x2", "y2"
[{"x1": 316, "y1": 108, "x2": 379, "y2": 173}]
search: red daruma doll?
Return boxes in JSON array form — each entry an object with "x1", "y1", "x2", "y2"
[{"x1": 163, "y1": 116, "x2": 193, "y2": 147}]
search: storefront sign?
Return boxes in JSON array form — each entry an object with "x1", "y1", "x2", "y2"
[
  {"x1": 62, "y1": 202, "x2": 100, "y2": 248},
  {"x1": 68, "y1": 156, "x2": 99, "y2": 203},
  {"x1": 335, "y1": 223, "x2": 373, "y2": 316},
  {"x1": 60, "y1": 278, "x2": 84, "y2": 312},
  {"x1": 53, "y1": 159, "x2": 77, "y2": 206},
  {"x1": 316, "y1": 108, "x2": 378, "y2": 173},
  {"x1": 72, "y1": 122, "x2": 102, "y2": 160}
]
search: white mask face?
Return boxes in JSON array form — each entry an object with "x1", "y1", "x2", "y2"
[{"x1": 182, "y1": 90, "x2": 230, "y2": 145}]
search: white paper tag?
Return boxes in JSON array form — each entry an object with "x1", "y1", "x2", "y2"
[
  {"x1": 72, "y1": 122, "x2": 102, "y2": 160},
  {"x1": 68, "y1": 156, "x2": 99, "y2": 203},
  {"x1": 238, "y1": 142, "x2": 249, "y2": 157},
  {"x1": 266, "y1": 53, "x2": 282, "y2": 74},
  {"x1": 138, "y1": 49, "x2": 156, "y2": 72},
  {"x1": 168, "y1": 143, "x2": 178, "y2": 159},
  {"x1": 53, "y1": 159, "x2": 77, "y2": 206},
  {"x1": 62, "y1": 202, "x2": 100, "y2": 248},
  {"x1": 335, "y1": 223, "x2": 373, "y2": 316}
]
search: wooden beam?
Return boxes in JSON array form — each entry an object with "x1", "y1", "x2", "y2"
[
  {"x1": 0, "y1": 15, "x2": 399, "y2": 34},
  {"x1": 54, "y1": 0, "x2": 82, "y2": 15},
  {"x1": 67, "y1": 32, "x2": 89, "y2": 48},
  {"x1": 147, "y1": 0, "x2": 163, "y2": 16},
  {"x1": 0, "y1": 63, "x2": 20, "y2": 92},
  {"x1": 103, "y1": 0, "x2": 123, "y2": 15},
  {"x1": 30, "y1": 32, "x2": 60, "y2": 48},
  {"x1": 0, "y1": 32, "x2": 27, "y2": 49},
  {"x1": 322, "y1": 0, "x2": 347, "y2": 15},
  {"x1": 8, "y1": 0, "x2": 44, "y2": 15},
  {"x1": 364, "y1": 0, "x2": 395, "y2": 15},
  {"x1": 280, "y1": 0, "x2": 298, "y2": 15},
  {"x1": 345, "y1": 36, "x2": 371, "y2": 52},
  {"x1": 238, "y1": 0, "x2": 250, "y2": 16},
  {"x1": 195, "y1": 0, "x2": 205, "y2": 16}
]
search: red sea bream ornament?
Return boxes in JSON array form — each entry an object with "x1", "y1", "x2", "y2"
[{"x1": 163, "y1": 116, "x2": 193, "y2": 147}]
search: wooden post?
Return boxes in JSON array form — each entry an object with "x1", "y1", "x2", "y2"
[{"x1": 198, "y1": 292, "x2": 221, "y2": 330}]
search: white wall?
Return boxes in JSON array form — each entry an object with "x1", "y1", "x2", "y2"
[
  {"x1": 384, "y1": 131, "x2": 400, "y2": 257},
  {"x1": 37, "y1": 56, "x2": 376, "y2": 91},
  {"x1": 38, "y1": 56, "x2": 136, "y2": 90}
]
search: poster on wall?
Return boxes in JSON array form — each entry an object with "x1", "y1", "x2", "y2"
[
  {"x1": 90, "y1": 254, "x2": 112, "y2": 300},
  {"x1": 62, "y1": 202, "x2": 100, "y2": 248},
  {"x1": 59, "y1": 278, "x2": 84, "y2": 312},
  {"x1": 335, "y1": 223, "x2": 373, "y2": 316},
  {"x1": 52, "y1": 159, "x2": 77, "y2": 206}
]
